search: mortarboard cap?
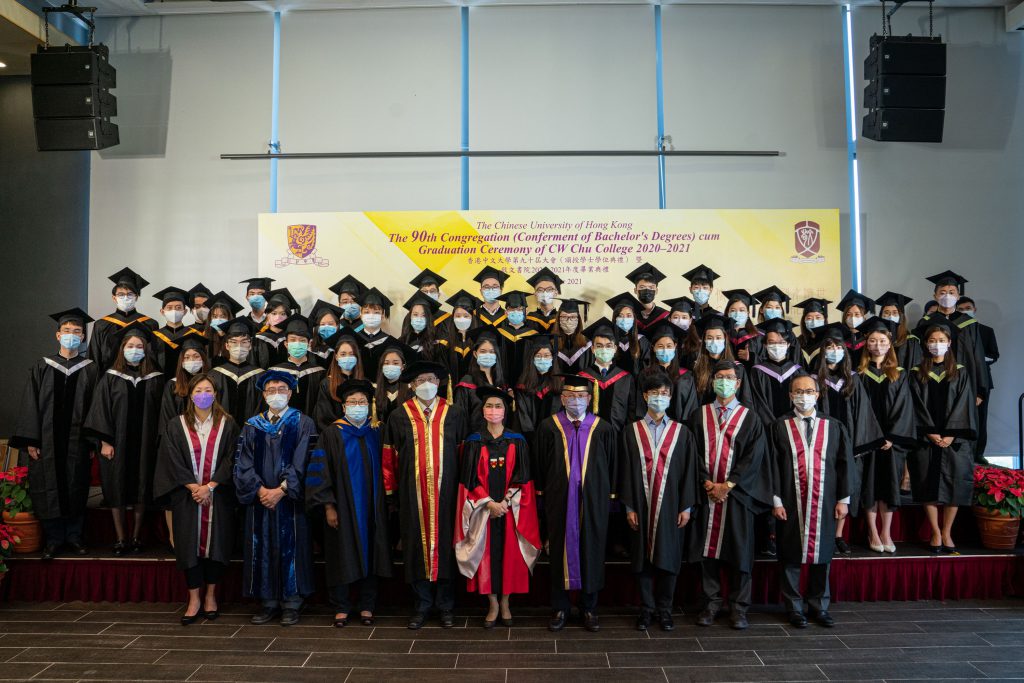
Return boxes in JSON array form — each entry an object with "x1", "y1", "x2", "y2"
[
  {"x1": 526, "y1": 267, "x2": 564, "y2": 291},
  {"x1": 625, "y1": 262, "x2": 667, "y2": 285},
  {"x1": 409, "y1": 268, "x2": 447, "y2": 289},
  {"x1": 682, "y1": 264, "x2": 720, "y2": 285},
  {"x1": 109, "y1": 267, "x2": 149, "y2": 294}
]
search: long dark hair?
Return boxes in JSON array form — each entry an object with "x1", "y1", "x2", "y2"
[
  {"x1": 857, "y1": 330, "x2": 901, "y2": 382},
  {"x1": 816, "y1": 338, "x2": 855, "y2": 398},
  {"x1": 725, "y1": 298, "x2": 759, "y2": 338},
  {"x1": 556, "y1": 311, "x2": 586, "y2": 352},
  {"x1": 309, "y1": 310, "x2": 341, "y2": 355},
  {"x1": 468, "y1": 337, "x2": 506, "y2": 388},
  {"x1": 916, "y1": 326, "x2": 959, "y2": 384},
  {"x1": 694, "y1": 336, "x2": 735, "y2": 395},
  {"x1": 400, "y1": 304, "x2": 437, "y2": 356},
  {"x1": 326, "y1": 336, "x2": 366, "y2": 401},
  {"x1": 646, "y1": 328, "x2": 682, "y2": 376},
  {"x1": 516, "y1": 347, "x2": 564, "y2": 394},
  {"x1": 612, "y1": 303, "x2": 642, "y2": 362},
  {"x1": 374, "y1": 348, "x2": 411, "y2": 419},
  {"x1": 174, "y1": 345, "x2": 211, "y2": 398},
  {"x1": 181, "y1": 373, "x2": 231, "y2": 427},
  {"x1": 112, "y1": 333, "x2": 159, "y2": 376},
  {"x1": 205, "y1": 302, "x2": 234, "y2": 360}
]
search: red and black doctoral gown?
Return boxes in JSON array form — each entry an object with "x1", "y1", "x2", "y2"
[
  {"x1": 770, "y1": 412, "x2": 853, "y2": 565},
  {"x1": 153, "y1": 415, "x2": 239, "y2": 571},
  {"x1": 534, "y1": 411, "x2": 618, "y2": 594},
  {"x1": 685, "y1": 402, "x2": 771, "y2": 573},
  {"x1": 272, "y1": 358, "x2": 327, "y2": 419},
  {"x1": 494, "y1": 322, "x2": 539, "y2": 386},
  {"x1": 526, "y1": 308, "x2": 558, "y2": 333},
  {"x1": 632, "y1": 365, "x2": 699, "y2": 424},
  {"x1": 383, "y1": 398, "x2": 468, "y2": 583},
  {"x1": 858, "y1": 365, "x2": 917, "y2": 508},
  {"x1": 84, "y1": 366, "x2": 166, "y2": 507},
  {"x1": 151, "y1": 325, "x2": 206, "y2": 375},
  {"x1": 746, "y1": 360, "x2": 804, "y2": 427},
  {"x1": 11, "y1": 354, "x2": 99, "y2": 520},
  {"x1": 209, "y1": 359, "x2": 264, "y2": 426},
  {"x1": 87, "y1": 310, "x2": 159, "y2": 370},
  {"x1": 619, "y1": 416, "x2": 700, "y2": 574},
  {"x1": 307, "y1": 418, "x2": 393, "y2": 587},
  {"x1": 579, "y1": 363, "x2": 635, "y2": 432},
  {"x1": 636, "y1": 305, "x2": 669, "y2": 334},
  {"x1": 907, "y1": 364, "x2": 977, "y2": 506},
  {"x1": 455, "y1": 430, "x2": 540, "y2": 595}
]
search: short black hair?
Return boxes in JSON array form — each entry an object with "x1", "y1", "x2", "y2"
[
  {"x1": 788, "y1": 371, "x2": 819, "y2": 392},
  {"x1": 640, "y1": 371, "x2": 672, "y2": 394}
]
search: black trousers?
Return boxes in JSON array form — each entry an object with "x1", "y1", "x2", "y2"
[
  {"x1": 550, "y1": 586, "x2": 598, "y2": 612},
  {"x1": 42, "y1": 515, "x2": 85, "y2": 545},
  {"x1": 330, "y1": 576, "x2": 378, "y2": 614},
  {"x1": 976, "y1": 390, "x2": 990, "y2": 459},
  {"x1": 183, "y1": 558, "x2": 227, "y2": 590},
  {"x1": 636, "y1": 562, "x2": 677, "y2": 615},
  {"x1": 700, "y1": 558, "x2": 751, "y2": 615},
  {"x1": 780, "y1": 562, "x2": 831, "y2": 614},
  {"x1": 411, "y1": 578, "x2": 454, "y2": 614}
]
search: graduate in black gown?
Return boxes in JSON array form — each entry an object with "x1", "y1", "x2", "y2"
[
  {"x1": 209, "y1": 317, "x2": 264, "y2": 428},
  {"x1": 795, "y1": 297, "x2": 831, "y2": 370},
  {"x1": 753, "y1": 285, "x2": 800, "y2": 364},
  {"x1": 272, "y1": 315, "x2": 327, "y2": 418},
  {"x1": 88, "y1": 267, "x2": 159, "y2": 370},
  {"x1": 11, "y1": 308, "x2": 99, "y2": 559},
  {"x1": 664, "y1": 296, "x2": 699, "y2": 358},
  {"x1": 620, "y1": 371, "x2": 699, "y2": 632},
  {"x1": 84, "y1": 323, "x2": 166, "y2": 555},
  {"x1": 908, "y1": 323, "x2": 977, "y2": 553},
  {"x1": 682, "y1": 264, "x2": 722, "y2": 321},
  {"x1": 554, "y1": 298, "x2": 592, "y2": 373},
  {"x1": 329, "y1": 274, "x2": 368, "y2": 331},
  {"x1": 186, "y1": 283, "x2": 213, "y2": 333},
  {"x1": 454, "y1": 327, "x2": 509, "y2": 434},
  {"x1": 314, "y1": 334, "x2": 369, "y2": 431},
  {"x1": 626, "y1": 262, "x2": 670, "y2": 334},
  {"x1": 956, "y1": 296, "x2": 999, "y2": 459},
  {"x1": 494, "y1": 290, "x2": 540, "y2": 383},
  {"x1": 512, "y1": 335, "x2": 563, "y2": 447},
  {"x1": 307, "y1": 299, "x2": 345, "y2": 368},
  {"x1": 354, "y1": 288, "x2": 396, "y2": 378},
  {"x1": 473, "y1": 265, "x2": 509, "y2": 329},
  {"x1": 306, "y1": 379, "x2": 392, "y2": 628},
  {"x1": 153, "y1": 373, "x2": 238, "y2": 625},
  {"x1": 202, "y1": 291, "x2": 244, "y2": 363},
  {"x1": 151, "y1": 286, "x2": 207, "y2": 375},
  {"x1": 875, "y1": 291, "x2": 922, "y2": 381},
  {"x1": 606, "y1": 292, "x2": 651, "y2": 375},
  {"x1": 240, "y1": 276, "x2": 275, "y2": 329},
  {"x1": 636, "y1": 324, "x2": 699, "y2": 423},
  {"x1": 747, "y1": 319, "x2": 804, "y2": 426},
  {"x1": 159, "y1": 338, "x2": 211, "y2": 437},
  {"x1": 579, "y1": 318, "x2": 635, "y2": 431},
  {"x1": 721, "y1": 289, "x2": 763, "y2": 368},
  {"x1": 234, "y1": 370, "x2": 317, "y2": 627},
  {"x1": 252, "y1": 288, "x2": 299, "y2": 369},
  {"x1": 398, "y1": 291, "x2": 444, "y2": 365},
  {"x1": 436, "y1": 289, "x2": 481, "y2": 386},
  {"x1": 525, "y1": 267, "x2": 562, "y2": 333},
  {"x1": 535, "y1": 374, "x2": 618, "y2": 633},
  {"x1": 835, "y1": 290, "x2": 875, "y2": 368},
  {"x1": 855, "y1": 318, "x2": 917, "y2": 553},
  {"x1": 690, "y1": 314, "x2": 751, "y2": 406},
  {"x1": 370, "y1": 338, "x2": 416, "y2": 425}
]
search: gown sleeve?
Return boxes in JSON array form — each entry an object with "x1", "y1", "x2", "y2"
[
  {"x1": 305, "y1": 425, "x2": 337, "y2": 510},
  {"x1": 10, "y1": 364, "x2": 43, "y2": 449},
  {"x1": 83, "y1": 374, "x2": 116, "y2": 444},
  {"x1": 280, "y1": 417, "x2": 315, "y2": 500},
  {"x1": 233, "y1": 425, "x2": 264, "y2": 505},
  {"x1": 153, "y1": 421, "x2": 194, "y2": 500}
]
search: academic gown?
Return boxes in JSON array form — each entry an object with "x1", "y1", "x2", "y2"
[
  {"x1": 896, "y1": 335, "x2": 923, "y2": 373},
  {"x1": 746, "y1": 360, "x2": 803, "y2": 427},
  {"x1": 845, "y1": 332, "x2": 866, "y2": 368},
  {"x1": 636, "y1": 306, "x2": 670, "y2": 334},
  {"x1": 494, "y1": 322, "x2": 539, "y2": 385},
  {"x1": 512, "y1": 383, "x2": 562, "y2": 447},
  {"x1": 253, "y1": 328, "x2": 286, "y2": 369},
  {"x1": 87, "y1": 310, "x2": 159, "y2": 370},
  {"x1": 151, "y1": 325, "x2": 206, "y2": 376},
  {"x1": 686, "y1": 403, "x2": 771, "y2": 573},
  {"x1": 859, "y1": 366, "x2": 917, "y2": 507},
  {"x1": 306, "y1": 418, "x2": 392, "y2": 586},
  {"x1": 453, "y1": 375, "x2": 508, "y2": 434},
  {"x1": 376, "y1": 380, "x2": 405, "y2": 425},
  {"x1": 632, "y1": 366, "x2": 699, "y2": 424},
  {"x1": 579, "y1": 363, "x2": 635, "y2": 431},
  {"x1": 272, "y1": 358, "x2": 327, "y2": 418},
  {"x1": 915, "y1": 312, "x2": 991, "y2": 395},
  {"x1": 159, "y1": 375, "x2": 200, "y2": 438},
  {"x1": 557, "y1": 339, "x2": 592, "y2": 374},
  {"x1": 799, "y1": 331, "x2": 826, "y2": 369},
  {"x1": 770, "y1": 413, "x2": 853, "y2": 565},
  {"x1": 11, "y1": 354, "x2": 98, "y2": 520},
  {"x1": 355, "y1": 330, "x2": 395, "y2": 378},
  {"x1": 615, "y1": 333, "x2": 651, "y2": 376},
  {"x1": 455, "y1": 430, "x2": 540, "y2": 595},
  {"x1": 729, "y1": 327, "x2": 764, "y2": 368},
  {"x1": 534, "y1": 411, "x2": 618, "y2": 594},
  {"x1": 476, "y1": 305, "x2": 507, "y2": 329},
  {"x1": 383, "y1": 398, "x2": 468, "y2": 582},
  {"x1": 313, "y1": 376, "x2": 349, "y2": 432},
  {"x1": 443, "y1": 330, "x2": 474, "y2": 384},
  {"x1": 907, "y1": 364, "x2": 977, "y2": 506},
  {"x1": 153, "y1": 415, "x2": 239, "y2": 570},
  {"x1": 233, "y1": 408, "x2": 317, "y2": 601},
  {"x1": 209, "y1": 361, "x2": 264, "y2": 426},
  {"x1": 526, "y1": 308, "x2": 558, "y2": 333},
  {"x1": 619, "y1": 417, "x2": 700, "y2": 574},
  {"x1": 84, "y1": 366, "x2": 166, "y2": 507}
]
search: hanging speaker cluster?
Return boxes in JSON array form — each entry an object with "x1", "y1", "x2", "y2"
[
  {"x1": 862, "y1": 34, "x2": 946, "y2": 143},
  {"x1": 31, "y1": 44, "x2": 120, "y2": 151}
]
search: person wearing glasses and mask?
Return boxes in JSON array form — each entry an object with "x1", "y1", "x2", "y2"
[
  {"x1": 209, "y1": 317, "x2": 264, "y2": 428},
  {"x1": 88, "y1": 268, "x2": 159, "y2": 370},
  {"x1": 474, "y1": 266, "x2": 510, "y2": 329},
  {"x1": 526, "y1": 267, "x2": 563, "y2": 333}
]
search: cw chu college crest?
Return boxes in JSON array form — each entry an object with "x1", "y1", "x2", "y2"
[
  {"x1": 790, "y1": 220, "x2": 825, "y2": 264},
  {"x1": 276, "y1": 224, "x2": 330, "y2": 268}
]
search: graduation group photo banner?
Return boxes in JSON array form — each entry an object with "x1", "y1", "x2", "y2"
[{"x1": 256, "y1": 209, "x2": 842, "y2": 316}]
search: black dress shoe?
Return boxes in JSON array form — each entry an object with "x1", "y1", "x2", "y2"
[
  {"x1": 789, "y1": 611, "x2": 808, "y2": 628},
  {"x1": 280, "y1": 608, "x2": 300, "y2": 626},
  {"x1": 548, "y1": 610, "x2": 567, "y2": 632},
  {"x1": 250, "y1": 607, "x2": 281, "y2": 625},
  {"x1": 112, "y1": 540, "x2": 128, "y2": 557},
  {"x1": 834, "y1": 538, "x2": 852, "y2": 556},
  {"x1": 730, "y1": 613, "x2": 749, "y2": 630},
  {"x1": 41, "y1": 543, "x2": 59, "y2": 561},
  {"x1": 695, "y1": 608, "x2": 717, "y2": 627},
  {"x1": 636, "y1": 612, "x2": 651, "y2": 631},
  {"x1": 361, "y1": 614, "x2": 375, "y2": 626},
  {"x1": 763, "y1": 536, "x2": 777, "y2": 558},
  {"x1": 67, "y1": 540, "x2": 88, "y2": 555},
  {"x1": 483, "y1": 617, "x2": 497, "y2": 629},
  {"x1": 202, "y1": 610, "x2": 219, "y2": 621},
  {"x1": 440, "y1": 610, "x2": 455, "y2": 628},
  {"x1": 583, "y1": 612, "x2": 600, "y2": 632},
  {"x1": 658, "y1": 611, "x2": 675, "y2": 632},
  {"x1": 814, "y1": 610, "x2": 835, "y2": 627},
  {"x1": 333, "y1": 615, "x2": 349, "y2": 628},
  {"x1": 408, "y1": 612, "x2": 427, "y2": 630},
  {"x1": 130, "y1": 537, "x2": 144, "y2": 554},
  {"x1": 181, "y1": 611, "x2": 202, "y2": 626},
  {"x1": 500, "y1": 617, "x2": 514, "y2": 627}
]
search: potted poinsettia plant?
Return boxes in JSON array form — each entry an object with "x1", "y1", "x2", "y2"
[
  {"x1": 973, "y1": 465, "x2": 1024, "y2": 550},
  {"x1": 0, "y1": 522, "x2": 19, "y2": 582},
  {"x1": 1, "y1": 467, "x2": 41, "y2": 553}
]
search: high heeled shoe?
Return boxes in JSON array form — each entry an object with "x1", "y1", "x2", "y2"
[
  {"x1": 181, "y1": 609, "x2": 202, "y2": 626},
  {"x1": 868, "y1": 541, "x2": 885, "y2": 553}
]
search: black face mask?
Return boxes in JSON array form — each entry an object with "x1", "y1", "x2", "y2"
[{"x1": 638, "y1": 290, "x2": 656, "y2": 304}]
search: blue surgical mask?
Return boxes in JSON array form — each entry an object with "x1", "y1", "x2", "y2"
[
  {"x1": 961, "y1": 310, "x2": 975, "y2": 319},
  {"x1": 410, "y1": 316, "x2": 427, "y2": 333},
  {"x1": 248, "y1": 295, "x2": 266, "y2": 310},
  {"x1": 318, "y1": 325, "x2": 337, "y2": 340},
  {"x1": 615, "y1": 317, "x2": 634, "y2": 333},
  {"x1": 454, "y1": 316, "x2": 473, "y2": 331},
  {"x1": 564, "y1": 396, "x2": 589, "y2": 417},
  {"x1": 345, "y1": 404, "x2": 369, "y2": 424},
  {"x1": 533, "y1": 357, "x2": 553, "y2": 373},
  {"x1": 287, "y1": 341, "x2": 308, "y2": 359},
  {"x1": 482, "y1": 287, "x2": 501, "y2": 303},
  {"x1": 805, "y1": 317, "x2": 825, "y2": 330},
  {"x1": 764, "y1": 308, "x2": 783, "y2": 320},
  {"x1": 210, "y1": 317, "x2": 228, "y2": 330},
  {"x1": 507, "y1": 310, "x2": 525, "y2": 326},
  {"x1": 692, "y1": 289, "x2": 711, "y2": 305},
  {"x1": 476, "y1": 352, "x2": 497, "y2": 369},
  {"x1": 362, "y1": 313, "x2": 382, "y2": 328},
  {"x1": 655, "y1": 348, "x2": 676, "y2": 364},
  {"x1": 705, "y1": 339, "x2": 726, "y2": 355},
  {"x1": 882, "y1": 314, "x2": 901, "y2": 324},
  {"x1": 647, "y1": 394, "x2": 671, "y2": 413},
  {"x1": 123, "y1": 347, "x2": 145, "y2": 364},
  {"x1": 382, "y1": 364, "x2": 402, "y2": 382},
  {"x1": 59, "y1": 334, "x2": 82, "y2": 351},
  {"x1": 336, "y1": 355, "x2": 357, "y2": 372},
  {"x1": 728, "y1": 311, "x2": 748, "y2": 326},
  {"x1": 342, "y1": 303, "x2": 361, "y2": 320},
  {"x1": 825, "y1": 347, "x2": 845, "y2": 364}
]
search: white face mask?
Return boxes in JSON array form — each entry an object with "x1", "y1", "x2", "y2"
[
  {"x1": 882, "y1": 314, "x2": 900, "y2": 324},
  {"x1": 805, "y1": 317, "x2": 825, "y2": 330},
  {"x1": 164, "y1": 309, "x2": 184, "y2": 324},
  {"x1": 182, "y1": 359, "x2": 203, "y2": 374},
  {"x1": 766, "y1": 344, "x2": 789, "y2": 362},
  {"x1": 938, "y1": 293, "x2": 958, "y2": 309},
  {"x1": 228, "y1": 347, "x2": 250, "y2": 363},
  {"x1": 671, "y1": 317, "x2": 691, "y2": 331},
  {"x1": 793, "y1": 395, "x2": 817, "y2": 412},
  {"x1": 454, "y1": 316, "x2": 472, "y2": 331},
  {"x1": 266, "y1": 394, "x2": 289, "y2": 411},
  {"x1": 415, "y1": 381, "x2": 439, "y2": 402},
  {"x1": 536, "y1": 291, "x2": 555, "y2": 306},
  {"x1": 362, "y1": 313, "x2": 382, "y2": 328},
  {"x1": 928, "y1": 341, "x2": 950, "y2": 357},
  {"x1": 194, "y1": 307, "x2": 210, "y2": 323},
  {"x1": 846, "y1": 315, "x2": 864, "y2": 329},
  {"x1": 116, "y1": 295, "x2": 137, "y2": 313}
]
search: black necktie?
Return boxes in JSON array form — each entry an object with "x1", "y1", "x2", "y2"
[
  {"x1": 803, "y1": 417, "x2": 813, "y2": 443},
  {"x1": 572, "y1": 420, "x2": 581, "y2": 430},
  {"x1": 270, "y1": 414, "x2": 280, "y2": 425}
]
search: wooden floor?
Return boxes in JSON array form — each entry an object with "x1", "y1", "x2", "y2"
[{"x1": 1, "y1": 598, "x2": 1023, "y2": 681}]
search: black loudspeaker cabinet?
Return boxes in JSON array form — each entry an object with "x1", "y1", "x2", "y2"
[
  {"x1": 864, "y1": 75, "x2": 946, "y2": 109},
  {"x1": 862, "y1": 108, "x2": 944, "y2": 143},
  {"x1": 35, "y1": 118, "x2": 120, "y2": 151},
  {"x1": 30, "y1": 45, "x2": 116, "y2": 88},
  {"x1": 32, "y1": 85, "x2": 117, "y2": 118},
  {"x1": 864, "y1": 35, "x2": 946, "y2": 78}
]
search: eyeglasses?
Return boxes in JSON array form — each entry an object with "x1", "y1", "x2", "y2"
[
  {"x1": 792, "y1": 390, "x2": 818, "y2": 397},
  {"x1": 646, "y1": 390, "x2": 672, "y2": 398},
  {"x1": 535, "y1": 287, "x2": 557, "y2": 295},
  {"x1": 410, "y1": 376, "x2": 438, "y2": 386},
  {"x1": 344, "y1": 400, "x2": 370, "y2": 407},
  {"x1": 263, "y1": 388, "x2": 290, "y2": 396}
]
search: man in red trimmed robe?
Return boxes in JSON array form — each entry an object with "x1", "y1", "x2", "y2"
[
  {"x1": 382, "y1": 361, "x2": 468, "y2": 630},
  {"x1": 688, "y1": 360, "x2": 771, "y2": 630},
  {"x1": 771, "y1": 372, "x2": 853, "y2": 629}
]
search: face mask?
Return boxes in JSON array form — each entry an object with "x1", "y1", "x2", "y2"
[
  {"x1": 182, "y1": 359, "x2": 204, "y2": 374},
  {"x1": 248, "y1": 295, "x2": 266, "y2": 310},
  {"x1": 846, "y1": 315, "x2": 864, "y2": 329},
  {"x1": 938, "y1": 293, "x2": 958, "y2": 309},
  {"x1": 536, "y1": 292, "x2": 555, "y2": 306},
  {"x1": 210, "y1": 317, "x2": 228, "y2": 330},
  {"x1": 426, "y1": 291, "x2": 440, "y2": 301},
  {"x1": 415, "y1": 382, "x2": 439, "y2": 402},
  {"x1": 928, "y1": 342, "x2": 950, "y2": 357},
  {"x1": 728, "y1": 311, "x2": 748, "y2": 326},
  {"x1": 59, "y1": 334, "x2": 82, "y2": 351},
  {"x1": 342, "y1": 303, "x2": 361, "y2": 320},
  {"x1": 164, "y1": 309, "x2": 184, "y2": 324},
  {"x1": 476, "y1": 352, "x2": 497, "y2": 369},
  {"x1": 882, "y1": 314, "x2": 900, "y2": 324},
  {"x1": 766, "y1": 344, "x2": 789, "y2": 362},
  {"x1": 268, "y1": 313, "x2": 287, "y2": 328},
  {"x1": 705, "y1": 339, "x2": 726, "y2": 355},
  {"x1": 228, "y1": 346, "x2": 250, "y2": 363},
  {"x1": 637, "y1": 289, "x2": 656, "y2": 304},
  {"x1": 764, "y1": 308, "x2": 783, "y2": 320},
  {"x1": 713, "y1": 378, "x2": 737, "y2": 398},
  {"x1": 482, "y1": 287, "x2": 501, "y2": 303},
  {"x1": 266, "y1": 394, "x2": 289, "y2": 411},
  {"x1": 194, "y1": 307, "x2": 209, "y2": 323},
  {"x1": 116, "y1": 295, "x2": 137, "y2": 312},
  {"x1": 594, "y1": 347, "x2": 616, "y2": 364},
  {"x1": 564, "y1": 396, "x2": 589, "y2": 418},
  {"x1": 483, "y1": 407, "x2": 505, "y2": 425},
  {"x1": 362, "y1": 313, "x2": 382, "y2": 329},
  {"x1": 793, "y1": 394, "x2": 817, "y2": 412},
  {"x1": 123, "y1": 347, "x2": 145, "y2": 364},
  {"x1": 534, "y1": 357, "x2": 553, "y2": 374},
  {"x1": 318, "y1": 325, "x2": 338, "y2": 340},
  {"x1": 671, "y1": 317, "x2": 691, "y2": 331},
  {"x1": 410, "y1": 316, "x2": 427, "y2": 333},
  {"x1": 345, "y1": 404, "x2": 369, "y2": 424},
  {"x1": 382, "y1": 364, "x2": 402, "y2": 382},
  {"x1": 192, "y1": 392, "x2": 215, "y2": 410},
  {"x1": 287, "y1": 341, "x2": 308, "y2": 359},
  {"x1": 825, "y1": 347, "x2": 845, "y2": 364},
  {"x1": 615, "y1": 317, "x2": 634, "y2": 333},
  {"x1": 336, "y1": 355, "x2": 357, "y2": 372},
  {"x1": 507, "y1": 310, "x2": 525, "y2": 326},
  {"x1": 454, "y1": 316, "x2": 472, "y2": 331},
  {"x1": 559, "y1": 318, "x2": 578, "y2": 334},
  {"x1": 870, "y1": 343, "x2": 891, "y2": 358},
  {"x1": 647, "y1": 394, "x2": 671, "y2": 414},
  {"x1": 805, "y1": 317, "x2": 825, "y2": 330},
  {"x1": 655, "y1": 348, "x2": 676, "y2": 364},
  {"x1": 692, "y1": 289, "x2": 711, "y2": 305},
  {"x1": 961, "y1": 309, "x2": 975, "y2": 318}
]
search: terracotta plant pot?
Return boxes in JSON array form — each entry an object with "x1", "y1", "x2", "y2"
[
  {"x1": 973, "y1": 506, "x2": 1021, "y2": 550},
  {"x1": 3, "y1": 512, "x2": 42, "y2": 554}
]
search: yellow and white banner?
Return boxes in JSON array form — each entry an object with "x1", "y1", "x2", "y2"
[{"x1": 257, "y1": 209, "x2": 841, "y2": 321}]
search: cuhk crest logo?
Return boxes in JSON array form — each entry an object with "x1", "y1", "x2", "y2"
[
  {"x1": 276, "y1": 224, "x2": 329, "y2": 268},
  {"x1": 791, "y1": 220, "x2": 825, "y2": 264}
]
